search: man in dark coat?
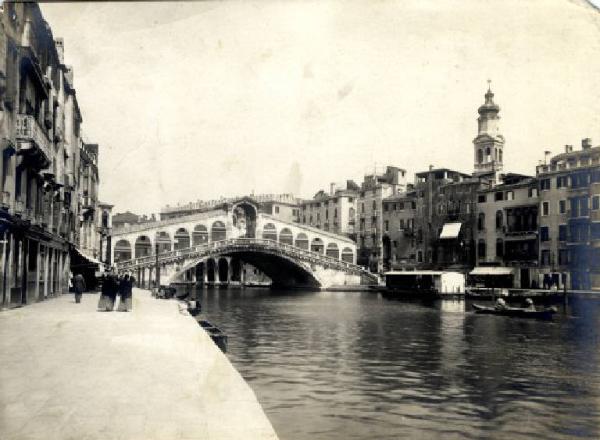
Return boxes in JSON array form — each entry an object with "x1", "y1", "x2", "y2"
[{"x1": 73, "y1": 273, "x2": 86, "y2": 303}]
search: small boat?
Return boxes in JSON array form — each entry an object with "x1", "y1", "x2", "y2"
[
  {"x1": 472, "y1": 303, "x2": 557, "y2": 320},
  {"x1": 197, "y1": 319, "x2": 228, "y2": 353}
]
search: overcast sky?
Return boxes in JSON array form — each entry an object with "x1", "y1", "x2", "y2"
[{"x1": 41, "y1": 0, "x2": 600, "y2": 215}]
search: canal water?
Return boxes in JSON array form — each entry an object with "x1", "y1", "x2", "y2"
[{"x1": 195, "y1": 287, "x2": 600, "y2": 440}]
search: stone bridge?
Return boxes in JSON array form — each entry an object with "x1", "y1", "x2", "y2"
[{"x1": 111, "y1": 197, "x2": 377, "y2": 288}]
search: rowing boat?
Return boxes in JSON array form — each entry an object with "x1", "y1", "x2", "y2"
[{"x1": 472, "y1": 304, "x2": 557, "y2": 320}]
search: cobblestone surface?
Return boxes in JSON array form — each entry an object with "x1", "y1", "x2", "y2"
[{"x1": 0, "y1": 289, "x2": 278, "y2": 440}]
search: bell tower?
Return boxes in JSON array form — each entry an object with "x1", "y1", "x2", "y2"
[{"x1": 473, "y1": 80, "x2": 504, "y2": 176}]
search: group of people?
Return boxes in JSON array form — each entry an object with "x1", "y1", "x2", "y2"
[{"x1": 98, "y1": 271, "x2": 136, "y2": 312}]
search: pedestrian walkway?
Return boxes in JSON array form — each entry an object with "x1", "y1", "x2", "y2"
[{"x1": 0, "y1": 289, "x2": 278, "y2": 440}]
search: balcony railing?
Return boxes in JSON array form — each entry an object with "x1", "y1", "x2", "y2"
[{"x1": 15, "y1": 115, "x2": 52, "y2": 165}]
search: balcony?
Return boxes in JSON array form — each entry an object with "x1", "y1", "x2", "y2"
[{"x1": 15, "y1": 115, "x2": 51, "y2": 169}]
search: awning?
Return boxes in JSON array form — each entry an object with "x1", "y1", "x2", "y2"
[
  {"x1": 385, "y1": 270, "x2": 444, "y2": 276},
  {"x1": 71, "y1": 247, "x2": 103, "y2": 268},
  {"x1": 469, "y1": 267, "x2": 514, "y2": 276},
  {"x1": 439, "y1": 222, "x2": 462, "y2": 239}
]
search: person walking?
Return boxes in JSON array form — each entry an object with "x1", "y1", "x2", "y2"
[
  {"x1": 117, "y1": 275, "x2": 130, "y2": 312},
  {"x1": 73, "y1": 273, "x2": 86, "y2": 303},
  {"x1": 98, "y1": 271, "x2": 118, "y2": 312}
]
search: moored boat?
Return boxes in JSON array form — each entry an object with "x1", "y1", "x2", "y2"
[{"x1": 472, "y1": 303, "x2": 557, "y2": 320}]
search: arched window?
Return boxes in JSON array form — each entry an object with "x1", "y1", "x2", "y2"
[
  {"x1": 174, "y1": 227, "x2": 190, "y2": 250},
  {"x1": 485, "y1": 147, "x2": 491, "y2": 158},
  {"x1": 495, "y1": 210, "x2": 503, "y2": 229},
  {"x1": 499, "y1": 149, "x2": 503, "y2": 163},
  {"x1": 295, "y1": 233, "x2": 309, "y2": 249},
  {"x1": 134, "y1": 235, "x2": 152, "y2": 258},
  {"x1": 478, "y1": 213, "x2": 485, "y2": 231},
  {"x1": 262, "y1": 223, "x2": 277, "y2": 241},
  {"x1": 478, "y1": 240, "x2": 486, "y2": 259},
  {"x1": 496, "y1": 239, "x2": 504, "y2": 258},
  {"x1": 311, "y1": 238, "x2": 324, "y2": 254},
  {"x1": 155, "y1": 231, "x2": 172, "y2": 254},
  {"x1": 211, "y1": 221, "x2": 226, "y2": 241},
  {"x1": 279, "y1": 228, "x2": 293, "y2": 245},
  {"x1": 192, "y1": 224, "x2": 208, "y2": 245},
  {"x1": 349, "y1": 207, "x2": 355, "y2": 218},
  {"x1": 114, "y1": 239, "x2": 132, "y2": 262},
  {"x1": 477, "y1": 149, "x2": 483, "y2": 164},
  {"x1": 341, "y1": 247, "x2": 354, "y2": 263},
  {"x1": 326, "y1": 243, "x2": 339, "y2": 259}
]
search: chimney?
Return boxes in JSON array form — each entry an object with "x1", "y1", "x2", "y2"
[
  {"x1": 329, "y1": 182, "x2": 336, "y2": 196},
  {"x1": 55, "y1": 38, "x2": 65, "y2": 64},
  {"x1": 582, "y1": 138, "x2": 592, "y2": 150},
  {"x1": 565, "y1": 145, "x2": 573, "y2": 153}
]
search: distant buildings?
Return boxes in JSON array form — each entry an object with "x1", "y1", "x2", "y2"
[{"x1": 0, "y1": 3, "x2": 111, "y2": 307}]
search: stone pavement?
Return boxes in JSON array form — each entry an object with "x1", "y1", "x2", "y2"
[{"x1": 0, "y1": 289, "x2": 279, "y2": 440}]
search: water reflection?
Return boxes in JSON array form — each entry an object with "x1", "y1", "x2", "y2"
[{"x1": 196, "y1": 287, "x2": 600, "y2": 440}]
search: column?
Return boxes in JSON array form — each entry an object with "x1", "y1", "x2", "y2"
[
  {"x1": 48, "y1": 249, "x2": 54, "y2": 297},
  {"x1": 1, "y1": 232, "x2": 9, "y2": 309},
  {"x1": 35, "y1": 241, "x2": 41, "y2": 301},
  {"x1": 43, "y1": 245, "x2": 49, "y2": 298},
  {"x1": 226, "y1": 257, "x2": 232, "y2": 285}
]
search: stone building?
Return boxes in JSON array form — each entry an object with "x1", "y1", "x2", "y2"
[
  {"x1": 356, "y1": 166, "x2": 407, "y2": 271},
  {"x1": 475, "y1": 173, "x2": 540, "y2": 288},
  {"x1": 536, "y1": 139, "x2": 600, "y2": 290},
  {"x1": 381, "y1": 190, "x2": 417, "y2": 270},
  {"x1": 299, "y1": 180, "x2": 359, "y2": 237},
  {"x1": 0, "y1": 3, "x2": 108, "y2": 307}
]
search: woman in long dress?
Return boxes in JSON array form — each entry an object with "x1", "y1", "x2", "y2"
[
  {"x1": 98, "y1": 273, "x2": 118, "y2": 311},
  {"x1": 117, "y1": 275, "x2": 130, "y2": 312}
]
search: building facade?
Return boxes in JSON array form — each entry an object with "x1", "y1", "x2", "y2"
[
  {"x1": 381, "y1": 191, "x2": 417, "y2": 270},
  {"x1": 357, "y1": 166, "x2": 407, "y2": 271},
  {"x1": 0, "y1": 3, "x2": 108, "y2": 307},
  {"x1": 299, "y1": 180, "x2": 359, "y2": 237},
  {"x1": 536, "y1": 139, "x2": 600, "y2": 290}
]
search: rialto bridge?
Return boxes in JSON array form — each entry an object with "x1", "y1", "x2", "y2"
[{"x1": 111, "y1": 198, "x2": 377, "y2": 289}]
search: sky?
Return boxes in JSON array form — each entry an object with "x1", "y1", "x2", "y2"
[{"x1": 40, "y1": 0, "x2": 600, "y2": 215}]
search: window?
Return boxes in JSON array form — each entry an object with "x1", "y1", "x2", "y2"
[
  {"x1": 559, "y1": 200, "x2": 566, "y2": 214},
  {"x1": 541, "y1": 250, "x2": 551, "y2": 266},
  {"x1": 559, "y1": 224, "x2": 567, "y2": 241},
  {"x1": 384, "y1": 220, "x2": 389, "y2": 232},
  {"x1": 372, "y1": 200, "x2": 377, "y2": 210},
  {"x1": 506, "y1": 191, "x2": 514, "y2": 201},
  {"x1": 542, "y1": 201, "x2": 549, "y2": 216},
  {"x1": 478, "y1": 213, "x2": 485, "y2": 231},
  {"x1": 540, "y1": 226, "x2": 550, "y2": 242},
  {"x1": 400, "y1": 219, "x2": 405, "y2": 229},
  {"x1": 399, "y1": 202, "x2": 404, "y2": 210},
  {"x1": 478, "y1": 240, "x2": 486, "y2": 259},
  {"x1": 529, "y1": 187, "x2": 538, "y2": 198},
  {"x1": 495, "y1": 210, "x2": 503, "y2": 229},
  {"x1": 592, "y1": 223, "x2": 600, "y2": 240},
  {"x1": 496, "y1": 239, "x2": 504, "y2": 258},
  {"x1": 540, "y1": 179, "x2": 551, "y2": 191},
  {"x1": 581, "y1": 197, "x2": 589, "y2": 217},
  {"x1": 384, "y1": 204, "x2": 389, "y2": 212},
  {"x1": 495, "y1": 192, "x2": 504, "y2": 202},
  {"x1": 361, "y1": 203, "x2": 365, "y2": 213},
  {"x1": 478, "y1": 194, "x2": 486, "y2": 203},
  {"x1": 557, "y1": 176, "x2": 567, "y2": 189},
  {"x1": 570, "y1": 198, "x2": 579, "y2": 217},
  {"x1": 417, "y1": 251, "x2": 423, "y2": 263},
  {"x1": 593, "y1": 195, "x2": 600, "y2": 211},
  {"x1": 559, "y1": 249, "x2": 569, "y2": 265}
]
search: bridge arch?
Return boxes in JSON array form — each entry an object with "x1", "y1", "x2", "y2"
[
  {"x1": 211, "y1": 221, "x2": 226, "y2": 241},
  {"x1": 155, "y1": 231, "x2": 172, "y2": 254},
  {"x1": 135, "y1": 235, "x2": 152, "y2": 258},
  {"x1": 114, "y1": 239, "x2": 132, "y2": 262},
  {"x1": 232, "y1": 202, "x2": 257, "y2": 238},
  {"x1": 295, "y1": 232, "x2": 309, "y2": 250},
  {"x1": 311, "y1": 237, "x2": 324, "y2": 254},
  {"x1": 192, "y1": 224, "x2": 208, "y2": 245},
  {"x1": 262, "y1": 223, "x2": 277, "y2": 241},
  {"x1": 326, "y1": 242, "x2": 339, "y2": 259},
  {"x1": 174, "y1": 227, "x2": 190, "y2": 250},
  {"x1": 279, "y1": 228, "x2": 293, "y2": 245},
  {"x1": 218, "y1": 258, "x2": 229, "y2": 283}
]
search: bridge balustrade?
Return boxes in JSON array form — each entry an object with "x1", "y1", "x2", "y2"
[{"x1": 116, "y1": 238, "x2": 367, "y2": 276}]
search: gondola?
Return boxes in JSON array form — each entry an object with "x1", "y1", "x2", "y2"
[{"x1": 472, "y1": 304, "x2": 557, "y2": 320}]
